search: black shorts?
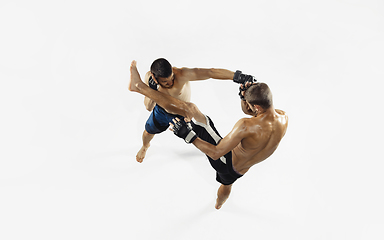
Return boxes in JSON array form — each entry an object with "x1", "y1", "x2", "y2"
[{"x1": 191, "y1": 115, "x2": 243, "y2": 185}]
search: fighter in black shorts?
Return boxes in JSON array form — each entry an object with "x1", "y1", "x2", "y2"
[{"x1": 189, "y1": 115, "x2": 243, "y2": 185}]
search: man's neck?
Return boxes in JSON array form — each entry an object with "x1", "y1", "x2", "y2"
[{"x1": 255, "y1": 106, "x2": 275, "y2": 117}]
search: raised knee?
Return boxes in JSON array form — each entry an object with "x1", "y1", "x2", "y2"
[
  {"x1": 185, "y1": 102, "x2": 206, "y2": 123},
  {"x1": 185, "y1": 102, "x2": 198, "y2": 114},
  {"x1": 143, "y1": 130, "x2": 153, "y2": 136}
]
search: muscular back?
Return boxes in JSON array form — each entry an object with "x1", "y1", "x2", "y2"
[{"x1": 232, "y1": 109, "x2": 288, "y2": 174}]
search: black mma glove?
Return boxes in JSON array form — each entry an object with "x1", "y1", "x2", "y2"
[
  {"x1": 148, "y1": 76, "x2": 159, "y2": 90},
  {"x1": 233, "y1": 70, "x2": 257, "y2": 84},
  {"x1": 171, "y1": 118, "x2": 197, "y2": 144}
]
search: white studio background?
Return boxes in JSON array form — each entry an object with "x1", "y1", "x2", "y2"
[{"x1": 1, "y1": 0, "x2": 383, "y2": 239}]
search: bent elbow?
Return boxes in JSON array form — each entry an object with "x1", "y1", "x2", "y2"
[
  {"x1": 144, "y1": 99, "x2": 155, "y2": 111},
  {"x1": 210, "y1": 151, "x2": 223, "y2": 161},
  {"x1": 145, "y1": 105, "x2": 154, "y2": 112}
]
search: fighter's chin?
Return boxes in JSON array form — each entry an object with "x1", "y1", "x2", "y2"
[{"x1": 163, "y1": 84, "x2": 174, "y2": 89}]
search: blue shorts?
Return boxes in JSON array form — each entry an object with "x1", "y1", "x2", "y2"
[{"x1": 145, "y1": 105, "x2": 184, "y2": 134}]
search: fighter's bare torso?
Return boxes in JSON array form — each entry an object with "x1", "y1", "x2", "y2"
[
  {"x1": 145, "y1": 67, "x2": 192, "y2": 104},
  {"x1": 232, "y1": 108, "x2": 288, "y2": 175}
]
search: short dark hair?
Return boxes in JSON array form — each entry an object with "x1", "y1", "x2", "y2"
[
  {"x1": 150, "y1": 58, "x2": 173, "y2": 79},
  {"x1": 244, "y1": 82, "x2": 273, "y2": 109}
]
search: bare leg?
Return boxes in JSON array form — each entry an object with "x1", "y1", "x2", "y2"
[
  {"x1": 129, "y1": 60, "x2": 206, "y2": 124},
  {"x1": 215, "y1": 184, "x2": 232, "y2": 210},
  {"x1": 136, "y1": 130, "x2": 154, "y2": 163}
]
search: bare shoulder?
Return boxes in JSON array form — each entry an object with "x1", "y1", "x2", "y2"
[
  {"x1": 223, "y1": 118, "x2": 249, "y2": 140},
  {"x1": 172, "y1": 67, "x2": 183, "y2": 74},
  {"x1": 177, "y1": 67, "x2": 194, "y2": 76},
  {"x1": 177, "y1": 67, "x2": 193, "y2": 72},
  {"x1": 239, "y1": 117, "x2": 263, "y2": 135},
  {"x1": 275, "y1": 109, "x2": 286, "y2": 115},
  {"x1": 276, "y1": 109, "x2": 288, "y2": 120},
  {"x1": 229, "y1": 118, "x2": 249, "y2": 134},
  {"x1": 174, "y1": 67, "x2": 196, "y2": 83},
  {"x1": 274, "y1": 109, "x2": 288, "y2": 135},
  {"x1": 236, "y1": 117, "x2": 249, "y2": 128}
]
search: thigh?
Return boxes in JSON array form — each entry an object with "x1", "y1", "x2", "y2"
[
  {"x1": 145, "y1": 111, "x2": 167, "y2": 134},
  {"x1": 186, "y1": 102, "x2": 207, "y2": 124}
]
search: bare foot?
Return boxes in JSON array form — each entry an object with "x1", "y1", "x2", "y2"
[
  {"x1": 128, "y1": 60, "x2": 143, "y2": 92},
  {"x1": 215, "y1": 184, "x2": 232, "y2": 210},
  {"x1": 136, "y1": 145, "x2": 149, "y2": 163},
  {"x1": 215, "y1": 196, "x2": 228, "y2": 210}
]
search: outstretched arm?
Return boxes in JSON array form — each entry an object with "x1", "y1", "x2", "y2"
[
  {"x1": 181, "y1": 68, "x2": 235, "y2": 81},
  {"x1": 180, "y1": 68, "x2": 257, "y2": 87}
]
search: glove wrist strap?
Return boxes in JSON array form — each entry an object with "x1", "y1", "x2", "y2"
[
  {"x1": 185, "y1": 131, "x2": 197, "y2": 143},
  {"x1": 233, "y1": 70, "x2": 242, "y2": 83}
]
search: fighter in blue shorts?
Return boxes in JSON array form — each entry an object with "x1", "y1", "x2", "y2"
[{"x1": 135, "y1": 58, "x2": 241, "y2": 163}]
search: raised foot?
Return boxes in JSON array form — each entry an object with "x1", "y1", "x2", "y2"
[
  {"x1": 136, "y1": 145, "x2": 149, "y2": 163},
  {"x1": 128, "y1": 60, "x2": 141, "y2": 92}
]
